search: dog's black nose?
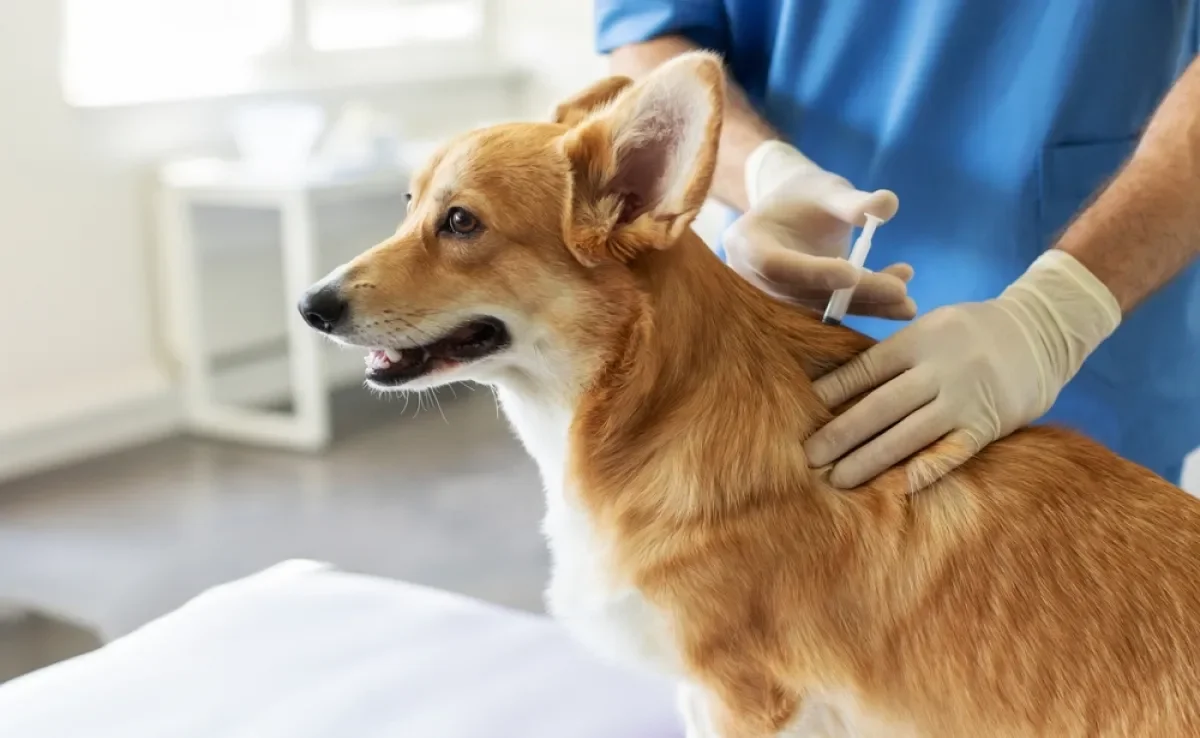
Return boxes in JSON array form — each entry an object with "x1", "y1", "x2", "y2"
[{"x1": 298, "y1": 286, "x2": 347, "y2": 333}]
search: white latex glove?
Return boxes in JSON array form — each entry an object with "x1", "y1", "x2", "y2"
[
  {"x1": 724, "y1": 140, "x2": 916, "y2": 319},
  {"x1": 805, "y1": 249, "x2": 1123, "y2": 490}
]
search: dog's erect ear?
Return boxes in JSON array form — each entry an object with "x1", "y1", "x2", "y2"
[
  {"x1": 559, "y1": 51, "x2": 724, "y2": 266},
  {"x1": 551, "y1": 75, "x2": 633, "y2": 126}
]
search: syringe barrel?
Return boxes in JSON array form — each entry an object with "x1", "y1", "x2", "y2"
[
  {"x1": 822, "y1": 213, "x2": 884, "y2": 325},
  {"x1": 822, "y1": 288, "x2": 854, "y2": 325}
]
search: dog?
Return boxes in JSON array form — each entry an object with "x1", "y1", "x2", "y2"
[{"x1": 299, "y1": 52, "x2": 1200, "y2": 737}]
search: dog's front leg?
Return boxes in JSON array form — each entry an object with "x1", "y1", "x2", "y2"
[
  {"x1": 678, "y1": 679, "x2": 852, "y2": 738},
  {"x1": 676, "y1": 667, "x2": 803, "y2": 738}
]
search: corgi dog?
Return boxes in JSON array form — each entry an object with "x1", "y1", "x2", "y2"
[{"x1": 299, "y1": 53, "x2": 1200, "y2": 737}]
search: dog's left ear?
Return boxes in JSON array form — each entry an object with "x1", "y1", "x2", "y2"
[{"x1": 559, "y1": 51, "x2": 724, "y2": 266}]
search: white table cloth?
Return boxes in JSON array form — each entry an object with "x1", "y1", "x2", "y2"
[{"x1": 0, "y1": 560, "x2": 681, "y2": 738}]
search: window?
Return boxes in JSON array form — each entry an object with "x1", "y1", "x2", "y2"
[
  {"x1": 62, "y1": 0, "x2": 492, "y2": 107},
  {"x1": 308, "y1": 0, "x2": 485, "y2": 51}
]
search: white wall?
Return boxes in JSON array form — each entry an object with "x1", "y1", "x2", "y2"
[{"x1": 0, "y1": 0, "x2": 172, "y2": 472}]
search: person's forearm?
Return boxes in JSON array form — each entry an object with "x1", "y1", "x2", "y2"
[
  {"x1": 1056, "y1": 58, "x2": 1200, "y2": 312},
  {"x1": 609, "y1": 36, "x2": 778, "y2": 211}
]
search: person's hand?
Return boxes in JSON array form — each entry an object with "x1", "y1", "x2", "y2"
[
  {"x1": 724, "y1": 140, "x2": 916, "y2": 319},
  {"x1": 804, "y1": 250, "x2": 1123, "y2": 490}
]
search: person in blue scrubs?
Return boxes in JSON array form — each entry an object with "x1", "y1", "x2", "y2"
[{"x1": 597, "y1": 1, "x2": 1200, "y2": 488}]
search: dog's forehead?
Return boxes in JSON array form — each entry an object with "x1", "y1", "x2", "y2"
[{"x1": 420, "y1": 123, "x2": 566, "y2": 200}]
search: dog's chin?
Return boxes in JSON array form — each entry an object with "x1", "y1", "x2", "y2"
[{"x1": 362, "y1": 316, "x2": 512, "y2": 391}]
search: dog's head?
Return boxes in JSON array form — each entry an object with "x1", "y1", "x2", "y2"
[{"x1": 299, "y1": 52, "x2": 724, "y2": 393}]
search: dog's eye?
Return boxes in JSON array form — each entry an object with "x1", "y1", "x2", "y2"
[{"x1": 442, "y1": 207, "x2": 481, "y2": 237}]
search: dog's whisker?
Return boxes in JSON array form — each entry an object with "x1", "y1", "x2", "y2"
[
  {"x1": 491, "y1": 386, "x2": 501, "y2": 419},
  {"x1": 432, "y1": 391, "x2": 448, "y2": 423}
]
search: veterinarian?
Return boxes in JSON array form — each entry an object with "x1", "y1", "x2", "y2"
[{"x1": 597, "y1": 2, "x2": 1200, "y2": 488}]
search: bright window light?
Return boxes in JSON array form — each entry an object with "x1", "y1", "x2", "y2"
[
  {"x1": 63, "y1": 0, "x2": 291, "y2": 105},
  {"x1": 310, "y1": 0, "x2": 484, "y2": 51},
  {"x1": 61, "y1": 0, "x2": 489, "y2": 107}
]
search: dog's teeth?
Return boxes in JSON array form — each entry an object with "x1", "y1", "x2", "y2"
[{"x1": 384, "y1": 348, "x2": 402, "y2": 362}]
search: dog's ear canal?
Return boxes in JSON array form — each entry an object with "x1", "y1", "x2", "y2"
[{"x1": 559, "y1": 51, "x2": 725, "y2": 267}]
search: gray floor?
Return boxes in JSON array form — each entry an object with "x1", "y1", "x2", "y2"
[{"x1": 0, "y1": 385, "x2": 547, "y2": 680}]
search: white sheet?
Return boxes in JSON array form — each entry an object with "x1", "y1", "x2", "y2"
[{"x1": 0, "y1": 560, "x2": 681, "y2": 738}]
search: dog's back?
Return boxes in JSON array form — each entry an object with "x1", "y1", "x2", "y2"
[{"x1": 864, "y1": 426, "x2": 1200, "y2": 734}]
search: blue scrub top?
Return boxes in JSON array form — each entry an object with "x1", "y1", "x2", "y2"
[{"x1": 596, "y1": 1, "x2": 1200, "y2": 483}]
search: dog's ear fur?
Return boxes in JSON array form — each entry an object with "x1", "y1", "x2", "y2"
[
  {"x1": 552, "y1": 75, "x2": 633, "y2": 126},
  {"x1": 558, "y1": 52, "x2": 724, "y2": 266}
]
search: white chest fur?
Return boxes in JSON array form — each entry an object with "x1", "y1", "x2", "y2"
[{"x1": 496, "y1": 387, "x2": 681, "y2": 676}]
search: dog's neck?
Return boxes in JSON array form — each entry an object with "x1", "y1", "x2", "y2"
[
  {"x1": 495, "y1": 230, "x2": 873, "y2": 517},
  {"x1": 625, "y1": 232, "x2": 873, "y2": 396}
]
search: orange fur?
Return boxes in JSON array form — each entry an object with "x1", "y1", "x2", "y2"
[{"x1": 319, "y1": 54, "x2": 1200, "y2": 737}]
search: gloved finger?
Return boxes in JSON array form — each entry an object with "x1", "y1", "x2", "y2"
[
  {"x1": 747, "y1": 191, "x2": 854, "y2": 253},
  {"x1": 760, "y1": 251, "x2": 865, "y2": 296},
  {"x1": 820, "y1": 187, "x2": 900, "y2": 226},
  {"x1": 810, "y1": 335, "x2": 915, "y2": 410},
  {"x1": 839, "y1": 266, "x2": 911, "y2": 306},
  {"x1": 879, "y1": 263, "x2": 914, "y2": 283},
  {"x1": 724, "y1": 206, "x2": 840, "y2": 260},
  {"x1": 901, "y1": 429, "x2": 986, "y2": 492},
  {"x1": 724, "y1": 215, "x2": 850, "y2": 279},
  {"x1": 804, "y1": 368, "x2": 937, "y2": 467},
  {"x1": 735, "y1": 245, "x2": 863, "y2": 299},
  {"x1": 826, "y1": 402, "x2": 952, "y2": 488},
  {"x1": 845, "y1": 296, "x2": 918, "y2": 320},
  {"x1": 841, "y1": 268, "x2": 917, "y2": 318}
]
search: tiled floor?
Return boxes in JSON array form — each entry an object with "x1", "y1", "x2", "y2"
[{"x1": 0, "y1": 386, "x2": 547, "y2": 679}]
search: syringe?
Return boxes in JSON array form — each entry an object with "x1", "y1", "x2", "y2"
[{"x1": 821, "y1": 214, "x2": 883, "y2": 326}]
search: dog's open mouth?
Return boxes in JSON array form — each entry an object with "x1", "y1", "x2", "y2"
[{"x1": 364, "y1": 317, "x2": 511, "y2": 386}]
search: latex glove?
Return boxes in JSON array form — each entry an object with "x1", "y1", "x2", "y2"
[
  {"x1": 724, "y1": 140, "x2": 916, "y2": 319},
  {"x1": 805, "y1": 250, "x2": 1122, "y2": 490}
]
